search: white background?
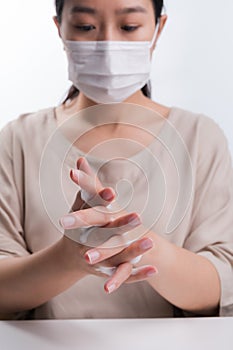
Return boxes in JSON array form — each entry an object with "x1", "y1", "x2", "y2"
[{"x1": 0, "y1": 0, "x2": 232, "y2": 156}]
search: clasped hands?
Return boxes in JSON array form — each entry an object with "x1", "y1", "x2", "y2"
[{"x1": 59, "y1": 157, "x2": 157, "y2": 294}]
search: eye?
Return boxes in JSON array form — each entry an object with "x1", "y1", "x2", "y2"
[
  {"x1": 75, "y1": 25, "x2": 96, "y2": 32},
  {"x1": 121, "y1": 25, "x2": 139, "y2": 32}
]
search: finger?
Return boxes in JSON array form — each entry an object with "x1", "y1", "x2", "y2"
[
  {"x1": 69, "y1": 169, "x2": 115, "y2": 210},
  {"x1": 104, "y1": 262, "x2": 132, "y2": 294},
  {"x1": 76, "y1": 158, "x2": 116, "y2": 204},
  {"x1": 109, "y1": 237, "x2": 154, "y2": 267},
  {"x1": 69, "y1": 190, "x2": 85, "y2": 212},
  {"x1": 103, "y1": 212, "x2": 141, "y2": 229},
  {"x1": 83, "y1": 213, "x2": 141, "y2": 253},
  {"x1": 79, "y1": 188, "x2": 114, "y2": 210},
  {"x1": 85, "y1": 232, "x2": 150, "y2": 265},
  {"x1": 77, "y1": 157, "x2": 104, "y2": 196},
  {"x1": 71, "y1": 169, "x2": 102, "y2": 196},
  {"x1": 96, "y1": 265, "x2": 158, "y2": 281},
  {"x1": 70, "y1": 169, "x2": 116, "y2": 206},
  {"x1": 59, "y1": 206, "x2": 115, "y2": 229},
  {"x1": 67, "y1": 158, "x2": 115, "y2": 226},
  {"x1": 77, "y1": 157, "x2": 98, "y2": 180},
  {"x1": 126, "y1": 265, "x2": 158, "y2": 283}
]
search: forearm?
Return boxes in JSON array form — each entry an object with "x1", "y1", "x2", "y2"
[
  {"x1": 0, "y1": 237, "x2": 86, "y2": 313},
  {"x1": 144, "y1": 232, "x2": 221, "y2": 315}
]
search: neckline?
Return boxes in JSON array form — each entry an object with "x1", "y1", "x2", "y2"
[{"x1": 49, "y1": 105, "x2": 177, "y2": 165}]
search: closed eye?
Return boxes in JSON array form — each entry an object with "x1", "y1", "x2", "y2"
[
  {"x1": 75, "y1": 25, "x2": 96, "y2": 31},
  {"x1": 121, "y1": 25, "x2": 139, "y2": 32}
]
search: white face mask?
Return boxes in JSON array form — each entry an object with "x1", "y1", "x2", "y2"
[{"x1": 63, "y1": 24, "x2": 159, "y2": 104}]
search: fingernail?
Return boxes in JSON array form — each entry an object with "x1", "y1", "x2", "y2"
[
  {"x1": 147, "y1": 268, "x2": 157, "y2": 277},
  {"x1": 60, "y1": 215, "x2": 76, "y2": 228},
  {"x1": 85, "y1": 250, "x2": 101, "y2": 264},
  {"x1": 77, "y1": 157, "x2": 85, "y2": 169},
  {"x1": 128, "y1": 216, "x2": 141, "y2": 227},
  {"x1": 106, "y1": 282, "x2": 117, "y2": 294},
  {"x1": 72, "y1": 169, "x2": 83, "y2": 182},
  {"x1": 140, "y1": 238, "x2": 153, "y2": 250},
  {"x1": 100, "y1": 188, "x2": 114, "y2": 201}
]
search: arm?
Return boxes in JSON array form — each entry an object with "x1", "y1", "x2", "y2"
[
  {"x1": 85, "y1": 229, "x2": 220, "y2": 315},
  {"x1": 0, "y1": 122, "x2": 79, "y2": 313},
  {"x1": 0, "y1": 236, "x2": 86, "y2": 313},
  {"x1": 126, "y1": 119, "x2": 232, "y2": 315},
  {"x1": 134, "y1": 118, "x2": 233, "y2": 315},
  {"x1": 70, "y1": 160, "x2": 220, "y2": 313},
  {"x1": 143, "y1": 232, "x2": 220, "y2": 315},
  {"x1": 76, "y1": 120, "x2": 233, "y2": 316},
  {"x1": 0, "y1": 207, "x2": 155, "y2": 314},
  {"x1": 0, "y1": 123, "x2": 154, "y2": 315}
]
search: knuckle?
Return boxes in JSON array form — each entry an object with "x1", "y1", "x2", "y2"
[
  {"x1": 131, "y1": 242, "x2": 144, "y2": 255},
  {"x1": 96, "y1": 206, "x2": 113, "y2": 223},
  {"x1": 121, "y1": 262, "x2": 132, "y2": 275},
  {"x1": 101, "y1": 211, "x2": 110, "y2": 223}
]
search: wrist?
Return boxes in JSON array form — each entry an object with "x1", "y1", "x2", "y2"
[
  {"x1": 141, "y1": 229, "x2": 175, "y2": 269},
  {"x1": 54, "y1": 235, "x2": 88, "y2": 278}
]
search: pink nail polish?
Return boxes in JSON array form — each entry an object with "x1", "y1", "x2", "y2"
[
  {"x1": 147, "y1": 269, "x2": 157, "y2": 277},
  {"x1": 100, "y1": 188, "x2": 114, "y2": 201},
  {"x1": 60, "y1": 215, "x2": 76, "y2": 228},
  {"x1": 85, "y1": 250, "x2": 101, "y2": 264},
  {"x1": 106, "y1": 282, "x2": 117, "y2": 294},
  {"x1": 128, "y1": 216, "x2": 141, "y2": 227},
  {"x1": 140, "y1": 238, "x2": 153, "y2": 250},
  {"x1": 73, "y1": 169, "x2": 84, "y2": 182}
]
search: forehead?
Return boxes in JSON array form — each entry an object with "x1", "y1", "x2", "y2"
[{"x1": 63, "y1": 0, "x2": 154, "y2": 14}]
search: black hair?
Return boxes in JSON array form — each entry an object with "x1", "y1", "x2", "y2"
[{"x1": 55, "y1": 0, "x2": 164, "y2": 103}]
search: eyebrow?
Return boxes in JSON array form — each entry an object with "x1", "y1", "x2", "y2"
[
  {"x1": 115, "y1": 6, "x2": 147, "y2": 15},
  {"x1": 70, "y1": 6, "x2": 97, "y2": 15},
  {"x1": 70, "y1": 5, "x2": 147, "y2": 16}
]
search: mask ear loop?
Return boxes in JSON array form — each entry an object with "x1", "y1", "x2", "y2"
[{"x1": 149, "y1": 19, "x2": 161, "y2": 49}]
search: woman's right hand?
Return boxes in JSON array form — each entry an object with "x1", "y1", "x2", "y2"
[
  {"x1": 60, "y1": 206, "x2": 156, "y2": 293},
  {"x1": 59, "y1": 157, "x2": 157, "y2": 293}
]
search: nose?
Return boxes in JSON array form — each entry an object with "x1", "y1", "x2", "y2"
[{"x1": 97, "y1": 27, "x2": 117, "y2": 41}]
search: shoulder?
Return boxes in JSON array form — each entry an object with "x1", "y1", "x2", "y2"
[
  {"x1": 142, "y1": 100, "x2": 225, "y2": 143},
  {"x1": 10, "y1": 106, "x2": 55, "y2": 132},
  {"x1": 0, "y1": 106, "x2": 56, "y2": 144},
  {"x1": 0, "y1": 107, "x2": 57, "y2": 160},
  {"x1": 168, "y1": 106, "x2": 230, "y2": 155}
]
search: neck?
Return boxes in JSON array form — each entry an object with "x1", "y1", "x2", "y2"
[
  {"x1": 57, "y1": 89, "x2": 171, "y2": 135},
  {"x1": 72, "y1": 90, "x2": 149, "y2": 115}
]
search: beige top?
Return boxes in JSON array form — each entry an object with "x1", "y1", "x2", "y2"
[{"x1": 0, "y1": 105, "x2": 233, "y2": 319}]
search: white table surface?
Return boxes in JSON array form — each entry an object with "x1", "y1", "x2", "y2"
[{"x1": 1, "y1": 317, "x2": 232, "y2": 350}]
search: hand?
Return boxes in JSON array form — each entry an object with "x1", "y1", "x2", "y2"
[
  {"x1": 68, "y1": 157, "x2": 116, "y2": 213},
  {"x1": 59, "y1": 157, "x2": 157, "y2": 294}
]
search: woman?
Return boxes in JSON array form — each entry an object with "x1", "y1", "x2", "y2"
[{"x1": 0, "y1": 0, "x2": 232, "y2": 319}]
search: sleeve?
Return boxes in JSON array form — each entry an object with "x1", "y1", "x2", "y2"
[
  {"x1": 183, "y1": 117, "x2": 233, "y2": 316},
  {"x1": 0, "y1": 121, "x2": 30, "y2": 258}
]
